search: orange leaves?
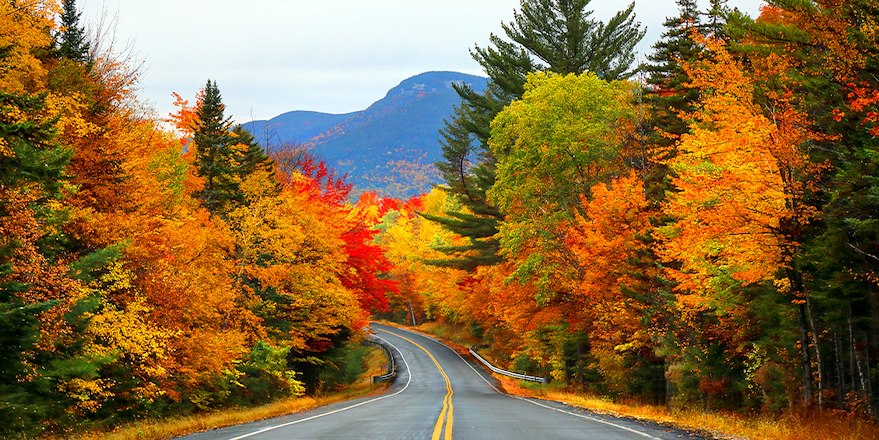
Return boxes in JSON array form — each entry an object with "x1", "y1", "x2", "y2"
[
  {"x1": 758, "y1": 1, "x2": 866, "y2": 83},
  {"x1": 0, "y1": 187, "x2": 80, "y2": 307},
  {"x1": 125, "y1": 209, "x2": 250, "y2": 390},
  {"x1": 567, "y1": 172, "x2": 650, "y2": 302},
  {"x1": 563, "y1": 172, "x2": 651, "y2": 347},
  {"x1": 167, "y1": 90, "x2": 201, "y2": 140},
  {"x1": 660, "y1": 38, "x2": 820, "y2": 302}
]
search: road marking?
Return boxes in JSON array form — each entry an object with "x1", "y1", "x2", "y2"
[
  {"x1": 224, "y1": 335, "x2": 411, "y2": 440},
  {"x1": 445, "y1": 339, "x2": 663, "y2": 440},
  {"x1": 378, "y1": 328, "x2": 454, "y2": 440}
]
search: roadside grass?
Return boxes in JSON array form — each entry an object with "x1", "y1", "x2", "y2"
[
  {"x1": 499, "y1": 377, "x2": 879, "y2": 440},
  {"x1": 59, "y1": 345, "x2": 390, "y2": 440},
  {"x1": 410, "y1": 321, "x2": 879, "y2": 440}
]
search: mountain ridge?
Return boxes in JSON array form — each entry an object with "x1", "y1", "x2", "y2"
[{"x1": 243, "y1": 71, "x2": 488, "y2": 197}]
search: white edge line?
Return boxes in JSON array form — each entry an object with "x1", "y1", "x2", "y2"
[
  {"x1": 444, "y1": 338, "x2": 662, "y2": 440},
  {"x1": 225, "y1": 335, "x2": 412, "y2": 440}
]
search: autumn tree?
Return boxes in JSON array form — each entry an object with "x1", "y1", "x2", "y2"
[
  {"x1": 658, "y1": 35, "x2": 824, "y2": 408},
  {"x1": 727, "y1": 0, "x2": 879, "y2": 412},
  {"x1": 431, "y1": 0, "x2": 645, "y2": 270},
  {"x1": 488, "y1": 71, "x2": 634, "y2": 298},
  {"x1": 562, "y1": 173, "x2": 656, "y2": 392}
]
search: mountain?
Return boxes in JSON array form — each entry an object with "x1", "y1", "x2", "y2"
[{"x1": 243, "y1": 71, "x2": 488, "y2": 197}]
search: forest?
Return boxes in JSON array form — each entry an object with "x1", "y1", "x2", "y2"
[{"x1": 1, "y1": 0, "x2": 878, "y2": 437}]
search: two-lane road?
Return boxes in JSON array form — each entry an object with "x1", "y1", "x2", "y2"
[{"x1": 181, "y1": 324, "x2": 701, "y2": 439}]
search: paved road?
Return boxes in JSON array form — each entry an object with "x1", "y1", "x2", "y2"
[{"x1": 181, "y1": 324, "x2": 702, "y2": 440}]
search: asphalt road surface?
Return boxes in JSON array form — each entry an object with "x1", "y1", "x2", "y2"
[{"x1": 181, "y1": 324, "x2": 703, "y2": 440}]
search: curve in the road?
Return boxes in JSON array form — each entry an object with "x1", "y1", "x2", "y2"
[{"x1": 377, "y1": 328, "x2": 454, "y2": 440}]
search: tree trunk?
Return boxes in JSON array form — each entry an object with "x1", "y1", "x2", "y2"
[
  {"x1": 806, "y1": 296, "x2": 824, "y2": 407},
  {"x1": 799, "y1": 302, "x2": 814, "y2": 405},
  {"x1": 849, "y1": 306, "x2": 858, "y2": 392},
  {"x1": 865, "y1": 333, "x2": 875, "y2": 416},
  {"x1": 576, "y1": 337, "x2": 589, "y2": 387},
  {"x1": 408, "y1": 302, "x2": 417, "y2": 326},
  {"x1": 834, "y1": 328, "x2": 845, "y2": 406},
  {"x1": 789, "y1": 267, "x2": 814, "y2": 406}
]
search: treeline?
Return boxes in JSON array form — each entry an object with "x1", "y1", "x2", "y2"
[
  {"x1": 0, "y1": 1, "x2": 395, "y2": 436},
  {"x1": 378, "y1": 0, "x2": 879, "y2": 417}
]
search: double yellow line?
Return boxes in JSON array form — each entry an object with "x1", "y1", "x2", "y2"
[{"x1": 378, "y1": 329, "x2": 454, "y2": 440}]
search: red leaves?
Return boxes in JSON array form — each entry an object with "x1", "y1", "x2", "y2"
[
  {"x1": 292, "y1": 154, "x2": 352, "y2": 205},
  {"x1": 286, "y1": 156, "x2": 398, "y2": 315},
  {"x1": 340, "y1": 222, "x2": 396, "y2": 313}
]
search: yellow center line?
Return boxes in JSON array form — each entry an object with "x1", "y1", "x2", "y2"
[{"x1": 378, "y1": 328, "x2": 454, "y2": 440}]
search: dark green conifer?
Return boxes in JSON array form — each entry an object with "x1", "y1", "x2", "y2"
[
  {"x1": 702, "y1": 0, "x2": 729, "y2": 38},
  {"x1": 641, "y1": 0, "x2": 702, "y2": 201},
  {"x1": 57, "y1": 0, "x2": 91, "y2": 63},
  {"x1": 192, "y1": 80, "x2": 238, "y2": 214},
  {"x1": 231, "y1": 124, "x2": 274, "y2": 178}
]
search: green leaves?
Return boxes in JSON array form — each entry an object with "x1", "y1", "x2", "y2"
[{"x1": 488, "y1": 72, "x2": 633, "y2": 217}]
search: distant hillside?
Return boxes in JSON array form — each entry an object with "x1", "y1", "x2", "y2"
[{"x1": 243, "y1": 71, "x2": 488, "y2": 197}]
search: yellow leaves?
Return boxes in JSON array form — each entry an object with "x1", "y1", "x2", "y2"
[
  {"x1": 45, "y1": 92, "x2": 102, "y2": 139},
  {"x1": 662, "y1": 38, "x2": 821, "y2": 307},
  {"x1": 0, "y1": 137, "x2": 11, "y2": 157},
  {"x1": 96, "y1": 259, "x2": 135, "y2": 292},
  {"x1": 773, "y1": 277, "x2": 793, "y2": 295},
  {"x1": 0, "y1": 0, "x2": 56, "y2": 93},
  {"x1": 58, "y1": 377, "x2": 115, "y2": 414},
  {"x1": 84, "y1": 298, "x2": 175, "y2": 378}
]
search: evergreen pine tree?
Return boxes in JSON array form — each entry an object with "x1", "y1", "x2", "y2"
[
  {"x1": 430, "y1": 0, "x2": 645, "y2": 270},
  {"x1": 0, "y1": 88, "x2": 75, "y2": 437},
  {"x1": 702, "y1": 0, "x2": 729, "y2": 39},
  {"x1": 231, "y1": 124, "x2": 274, "y2": 178},
  {"x1": 641, "y1": 0, "x2": 702, "y2": 201},
  {"x1": 192, "y1": 80, "x2": 238, "y2": 215},
  {"x1": 57, "y1": 0, "x2": 91, "y2": 63}
]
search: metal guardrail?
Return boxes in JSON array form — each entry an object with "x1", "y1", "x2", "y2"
[
  {"x1": 469, "y1": 346, "x2": 548, "y2": 383},
  {"x1": 365, "y1": 338, "x2": 397, "y2": 383}
]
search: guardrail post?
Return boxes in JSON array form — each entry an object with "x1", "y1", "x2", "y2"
[{"x1": 365, "y1": 338, "x2": 397, "y2": 383}]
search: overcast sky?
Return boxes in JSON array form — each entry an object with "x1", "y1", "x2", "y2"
[{"x1": 80, "y1": 0, "x2": 765, "y2": 123}]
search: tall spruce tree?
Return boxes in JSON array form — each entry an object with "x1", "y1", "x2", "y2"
[
  {"x1": 428, "y1": 0, "x2": 645, "y2": 270},
  {"x1": 57, "y1": 0, "x2": 91, "y2": 63},
  {"x1": 193, "y1": 80, "x2": 238, "y2": 215},
  {"x1": 702, "y1": 0, "x2": 729, "y2": 38},
  {"x1": 0, "y1": 88, "x2": 76, "y2": 436},
  {"x1": 641, "y1": 0, "x2": 702, "y2": 201}
]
